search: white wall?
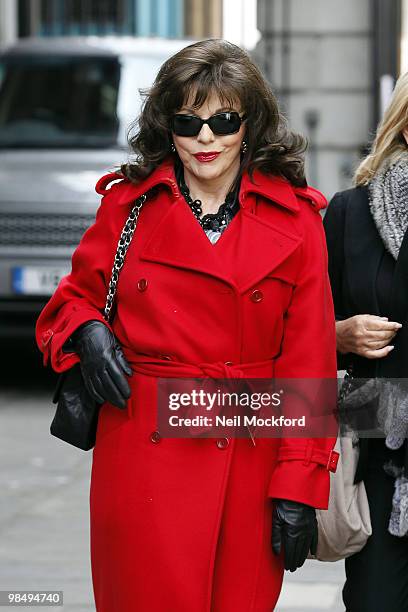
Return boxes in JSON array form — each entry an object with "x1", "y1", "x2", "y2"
[
  {"x1": 222, "y1": 0, "x2": 260, "y2": 49},
  {"x1": 0, "y1": 0, "x2": 18, "y2": 46}
]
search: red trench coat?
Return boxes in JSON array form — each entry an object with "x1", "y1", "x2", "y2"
[{"x1": 36, "y1": 157, "x2": 338, "y2": 612}]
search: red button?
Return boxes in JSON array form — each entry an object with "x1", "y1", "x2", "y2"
[
  {"x1": 224, "y1": 361, "x2": 233, "y2": 366},
  {"x1": 137, "y1": 278, "x2": 148, "y2": 292},
  {"x1": 216, "y1": 437, "x2": 230, "y2": 450},
  {"x1": 250, "y1": 289, "x2": 263, "y2": 303},
  {"x1": 160, "y1": 354, "x2": 172, "y2": 361},
  {"x1": 150, "y1": 431, "x2": 161, "y2": 444}
]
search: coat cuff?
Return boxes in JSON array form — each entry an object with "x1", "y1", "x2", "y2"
[
  {"x1": 268, "y1": 445, "x2": 339, "y2": 509},
  {"x1": 40, "y1": 309, "x2": 111, "y2": 372},
  {"x1": 268, "y1": 462, "x2": 331, "y2": 509}
]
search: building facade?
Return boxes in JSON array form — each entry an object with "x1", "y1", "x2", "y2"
[
  {"x1": 1, "y1": 0, "x2": 402, "y2": 198},
  {"x1": 253, "y1": 0, "x2": 401, "y2": 197},
  {"x1": 6, "y1": 0, "x2": 222, "y2": 40}
]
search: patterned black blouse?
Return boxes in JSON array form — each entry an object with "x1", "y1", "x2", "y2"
[{"x1": 174, "y1": 159, "x2": 241, "y2": 244}]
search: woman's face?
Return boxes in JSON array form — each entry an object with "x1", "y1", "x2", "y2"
[{"x1": 172, "y1": 91, "x2": 246, "y2": 184}]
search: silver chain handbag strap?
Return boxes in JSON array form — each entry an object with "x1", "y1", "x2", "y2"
[{"x1": 103, "y1": 192, "x2": 148, "y2": 322}]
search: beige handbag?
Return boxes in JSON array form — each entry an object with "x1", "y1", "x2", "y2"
[{"x1": 309, "y1": 434, "x2": 372, "y2": 562}]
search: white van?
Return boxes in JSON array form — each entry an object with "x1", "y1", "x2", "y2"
[{"x1": 0, "y1": 36, "x2": 191, "y2": 337}]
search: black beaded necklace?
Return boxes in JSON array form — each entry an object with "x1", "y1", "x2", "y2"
[{"x1": 175, "y1": 160, "x2": 241, "y2": 233}]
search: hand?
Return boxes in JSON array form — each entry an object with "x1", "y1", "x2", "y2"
[
  {"x1": 336, "y1": 315, "x2": 401, "y2": 359},
  {"x1": 271, "y1": 499, "x2": 318, "y2": 572},
  {"x1": 69, "y1": 320, "x2": 132, "y2": 410}
]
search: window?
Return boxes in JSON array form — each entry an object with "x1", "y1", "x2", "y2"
[{"x1": 0, "y1": 55, "x2": 120, "y2": 148}]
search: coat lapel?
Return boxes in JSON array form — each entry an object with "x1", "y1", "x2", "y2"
[
  {"x1": 345, "y1": 187, "x2": 383, "y2": 315},
  {"x1": 388, "y1": 227, "x2": 408, "y2": 323},
  {"x1": 140, "y1": 196, "x2": 237, "y2": 286},
  {"x1": 214, "y1": 208, "x2": 301, "y2": 293},
  {"x1": 139, "y1": 169, "x2": 302, "y2": 292},
  {"x1": 378, "y1": 225, "x2": 408, "y2": 378}
]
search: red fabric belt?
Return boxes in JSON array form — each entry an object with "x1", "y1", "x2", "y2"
[
  {"x1": 122, "y1": 352, "x2": 339, "y2": 471},
  {"x1": 123, "y1": 353, "x2": 275, "y2": 442},
  {"x1": 123, "y1": 352, "x2": 275, "y2": 379}
]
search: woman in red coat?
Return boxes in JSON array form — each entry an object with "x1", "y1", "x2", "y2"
[{"x1": 36, "y1": 39, "x2": 338, "y2": 611}]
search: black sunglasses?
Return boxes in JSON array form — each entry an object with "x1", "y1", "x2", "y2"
[{"x1": 172, "y1": 111, "x2": 247, "y2": 137}]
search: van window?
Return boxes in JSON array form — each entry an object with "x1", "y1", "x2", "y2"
[{"x1": 0, "y1": 55, "x2": 120, "y2": 148}]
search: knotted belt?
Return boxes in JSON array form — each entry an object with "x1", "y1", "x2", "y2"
[
  {"x1": 123, "y1": 352, "x2": 274, "y2": 379},
  {"x1": 123, "y1": 352, "x2": 276, "y2": 443}
]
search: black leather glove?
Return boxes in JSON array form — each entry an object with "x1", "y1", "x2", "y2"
[
  {"x1": 66, "y1": 320, "x2": 132, "y2": 410},
  {"x1": 271, "y1": 498, "x2": 318, "y2": 572}
]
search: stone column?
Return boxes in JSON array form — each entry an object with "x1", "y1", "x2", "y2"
[
  {"x1": 254, "y1": 0, "x2": 372, "y2": 197},
  {"x1": 0, "y1": 0, "x2": 18, "y2": 45}
]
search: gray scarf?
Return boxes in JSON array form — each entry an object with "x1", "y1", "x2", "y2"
[
  {"x1": 344, "y1": 156, "x2": 408, "y2": 537},
  {"x1": 368, "y1": 153, "x2": 408, "y2": 260}
]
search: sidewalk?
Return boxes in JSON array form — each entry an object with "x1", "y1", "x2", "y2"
[
  {"x1": 0, "y1": 389, "x2": 94, "y2": 611},
  {"x1": 277, "y1": 560, "x2": 345, "y2": 611},
  {"x1": 0, "y1": 387, "x2": 345, "y2": 612}
]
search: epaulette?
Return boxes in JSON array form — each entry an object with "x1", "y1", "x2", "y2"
[
  {"x1": 293, "y1": 185, "x2": 328, "y2": 212},
  {"x1": 95, "y1": 172, "x2": 128, "y2": 196}
]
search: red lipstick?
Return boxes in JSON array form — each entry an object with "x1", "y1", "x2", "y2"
[{"x1": 193, "y1": 152, "x2": 220, "y2": 162}]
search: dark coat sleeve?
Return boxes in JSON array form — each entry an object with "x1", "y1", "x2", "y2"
[{"x1": 323, "y1": 192, "x2": 353, "y2": 371}]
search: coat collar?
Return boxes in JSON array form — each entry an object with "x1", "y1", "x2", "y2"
[
  {"x1": 96, "y1": 157, "x2": 180, "y2": 202},
  {"x1": 124, "y1": 158, "x2": 303, "y2": 293},
  {"x1": 139, "y1": 198, "x2": 301, "y2": 293},
  {"x1": 240, "y1": 169, "x2": 300, "y2": 213},
  {"x1": 100, "y1": 156, "x2": 302, "y2": 213}
]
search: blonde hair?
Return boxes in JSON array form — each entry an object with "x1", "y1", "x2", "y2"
[{"x1": 354, "y1": 72, "x2": 408, "y2": 186}]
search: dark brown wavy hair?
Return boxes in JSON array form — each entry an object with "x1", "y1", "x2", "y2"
[{"x1": 121, "y1": 39, "x2": 307, "y2": 187}]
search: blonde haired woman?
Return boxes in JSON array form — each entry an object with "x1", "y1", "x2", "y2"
[{"x1": 324, "y1": 72, "x2": 408, "y2": 612}]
